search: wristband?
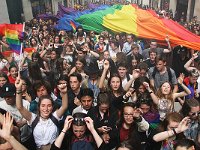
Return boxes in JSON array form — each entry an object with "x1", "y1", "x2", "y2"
[
  {"x1": 61, "y1": 130, "x2": 66, "y2": 134},
  {"x1": 148, "y1": 91, "x2": 153, "y2": 94},
  {"x1": 16, "y1": 91, "x2": 22, "y2": 94}
]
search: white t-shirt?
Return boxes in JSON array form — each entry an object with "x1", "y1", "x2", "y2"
[
  {"x1": 72, "y1": 105, "x2": 88, "y2": 115},
  {"x1": 122, "y1": 74, "x2": 133, "y2": 89},
  {"x1": 28, "y1": 111, "x2": 61, "y2": 148},
  {"x1": 0, "y1": 99, "x2": 29, "y2": 121}
]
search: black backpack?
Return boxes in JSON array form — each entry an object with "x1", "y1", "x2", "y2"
[{"x1": 152, "y1": 66, "x2": 172, "y2": 83}]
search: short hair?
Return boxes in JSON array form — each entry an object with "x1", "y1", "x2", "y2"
[
  {"x1": 149, "y1": 48, "x2": 157, "y2": 55},
  {"x1": 97, "y1": 92, "x2": 110, "y2": 106},
  {"x1": 117, "y1": 62, "x2": 128, "y2": 69},
  {"x1": 181, "y1": 99, "x2": 200, "y2": 117},
  {"x1": 150, "y1": 39, "x2": 157, "y2": 43},
  {"x1": 69, "y1": 72, "x2": 82, "y2": 83},
  {"x1": 115, "y1": 140, "x2": 133, "y2": 150},
  {"x1": 33, "y1": 80, "x2": 52, "y2": 95},
  {"x1": 131, "y1": 43, "x2": 139, "y2": 50},
  {"x1": 137, "y1": 62, "x2": 148, "y2": 71},
  {"x1": 110, "y1": 40, "x2": 119, "y2": 48},
  {"x1": 174, "y1": 139, "x2": 196, "y2": 149},
  {"x1": 155, "y1": 56, "x2": 166, "y2": 63},
  {"x1": 79, "y1": 88, "x2": 94, "y2": 100}
]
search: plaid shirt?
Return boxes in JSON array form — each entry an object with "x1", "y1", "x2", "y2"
[{"x1": 184, "y1": 120, "x2": 199, "y2": 141}]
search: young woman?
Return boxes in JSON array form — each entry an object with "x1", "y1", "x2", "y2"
[
  {"x1": 138, "y1": 99, "x2": 160, "y2": 129},
  {"x1": 117, "y1": 102, "x2": 149, "y2": 149},
  {"x1": 0, "y1": 72, "x2": 9, "y2": 88},
  {"x1": 50, "y1": 113, "x2": 107, "y2": 150},
  {"x1": 143, "y1": 74, "x2": 191, "y2": 121},
  {"x1": 68, "y1": 56, "x2": 87, "y2": 79},
  {"x1": 15, "y1": 77, "x2": 68, "y2": 150},
  {"x1": 8, "y1": 65, "x2": 18, "y2": 84},
  {"x1": 87, "y1": 92, "x2": 118, "y2": 149},
  {"x1": 99, "y1": 60, "x2": 127, "y2": 112},
  {"x1": 152, "y1": 112, "x2": 190, "y2": 150}
]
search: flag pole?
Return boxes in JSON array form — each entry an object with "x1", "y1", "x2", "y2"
[{"x1": 18, "y1": 22, "x2": 25, "y2": 72}]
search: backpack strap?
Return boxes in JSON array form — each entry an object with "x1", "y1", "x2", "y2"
[
  {"x1": 152, "y1": 67, "x2": 157, "y2": 79},
  {"x1": 152, "y1": 67, "x2": 172, "y2": 83},
  {"x1": 166, "y1": 67, "x2": 172, "y2": 83},
  {"x1": 49, "y1": 114, "x2": 59, "y2": 128},
  {"x1": 31, "y1": 114, "x2": 59, "y2": 131},
  {"x1": 31, "y1": 116, "x2": 40, "y2": 131}
]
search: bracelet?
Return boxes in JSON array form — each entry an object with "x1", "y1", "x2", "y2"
[
  {"x1": 16, "y1": 91, "x2": 22, "y2": 94},
  {"x1": 148, "y1": 91, "x2": 153, "y2": 94},
  {"x1": 172, "y1": 128, "x2": 177, "y2": 136},
  {"x1": 61, "y1": 130, "x2": 66, "y2": 134}
]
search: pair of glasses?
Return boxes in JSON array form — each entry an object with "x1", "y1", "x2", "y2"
[
  {"x1": 190, "y1": 111, "x2": 200, "y2": 116},
  {"x1": 124, "y1": 114, "x2": 134, "y2": 117}
]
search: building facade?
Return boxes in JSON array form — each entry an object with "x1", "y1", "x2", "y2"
[{"x1": 0, "y1": 0, "x2": 199, "y2": 24}]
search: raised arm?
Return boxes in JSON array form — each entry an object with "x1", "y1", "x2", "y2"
[
  {"x1": 143, "y1": 82, "x2": 159, "y2": 104},
  {"x1": 173, "y1": 73, "x2": 191, "y2": 100},
  {"x1": 56, "y1": 83, "x2": 68, "y2": 118},
  {"x1": 85, "y1": 117, "x2": 103, "y2": 148},
  {"x1": 99, "y1": 60, "x2": 109, "y2": 90},
  {"x1": 124, "y1": 69, "x2": 140, "y2": 91},
  {"x1": 0, "y1": 112, "x2": 27, "y2": 150},
  {"x1": 15, "y1": 77, "x2": 32, "y2": 121},
  {"x1": 184, "y1": 53, "x2": 198, "y2": 71},
  {"x1": 163, "y1": 35, "x2": 172, "y2": 53},
  {"x1": 153, "y1": 117, "x2": 190, "y2": 142},
  {"x1": 54, "y1": 116, "x2": 73, "y2": 149}
]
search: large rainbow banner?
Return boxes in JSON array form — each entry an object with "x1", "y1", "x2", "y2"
[
  {"x1": 56, "y1": 4, "x2": 200, "y2": 50},
  {"x1": 0, "y1": 24, "x2": 23, "y2": 54}
]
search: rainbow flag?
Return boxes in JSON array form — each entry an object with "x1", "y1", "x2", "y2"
[
  {"x1": 70, "y1": 21, "x2": 76, "y2": 32},
  {"x1": 0, "y1": 24, "x2": 24, "y2": 54},
  {"x1": 57, "y1": 4, "x2": 200, "y2": 50}
]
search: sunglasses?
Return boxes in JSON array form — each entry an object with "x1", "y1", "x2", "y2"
[{"x1": 190, "y1": 111, "x2": 200, "y2": 116}]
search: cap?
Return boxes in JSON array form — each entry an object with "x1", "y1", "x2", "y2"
[{"x1": 1, "y1": 83, "x2": 16, "y2": 98}]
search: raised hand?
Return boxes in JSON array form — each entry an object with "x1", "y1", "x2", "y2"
[
  {"x1": 84, "y1": 117, "x2": 94, "y2": 132},
  {"x1": 177, "y1": 73, "x2": 185, "y2": 85},
  {"x1": 176, "y1": 117, "x2": 190, "y2": 133},
  {"x1": 63, "y1": 116, "x2": 73, "y2": 131},
  {"x1": 0, "y1": 112, "x2": 13, "y2": 141},
  {"x1": 143, "y1": 82, "x2": 151, "y2": 91},
  {"x1": 192, "y1": 52, "x2": 198, "y2": 60},
  {"x1": 132, "y1": 69, "x2": 140, "y2": 79},
  {"x1": 15, "y1": 76, "x2": 23, "y2": 90},
  {"x1": 165, "y1": 35, "x2": 170, "y2": 42},
  {"x1": 133, "y1": 108, "x2": 143, "y2": 119},
  {"x1": 57, "y1": 83, "x2": 67, "y2": 94},
  {"x1": 98, "y1": 126, "x2": 109, "y2": 133},
  {"x1": 103, "y1": 60, "x2": 110, "y2": 70}
]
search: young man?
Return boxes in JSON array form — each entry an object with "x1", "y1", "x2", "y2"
[
  {"x1": 142, "y1": 38, "x2": 171, "y2": 60},
  {"x1": 29, "y1": 80, "x2": 58, "y2": 114},
  {"x1": 181, "y1": 99, "x2": 200, "y2": 149},
  {"x1": 183, "y1": 69, "x2": 199, "y2": 99},
  {"x1": 0, "y1": 83, "x2": 31, "y2": 149},
  {"x1": 67, "y1": 73, "x2": 82, "y2": 114},
  {"x1": 122, "y1": 34, "x2": 140, "y2": 56},
  {"x1": 117, "y1": 62, "x2": 132, "y2": 89},
  {"x1": 143, "y1": 48, "x2": 157, "y2": 69},
  {"x1": 148, "y1": 56, "x2": 178, "y2": 92},
  {"x1": 72, "y1": 88, "x2": 94, "y2": 115}
]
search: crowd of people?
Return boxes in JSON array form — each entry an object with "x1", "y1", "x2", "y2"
[{"x1": 0, "y1": 2, "x2": 200, "y2": 150}]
